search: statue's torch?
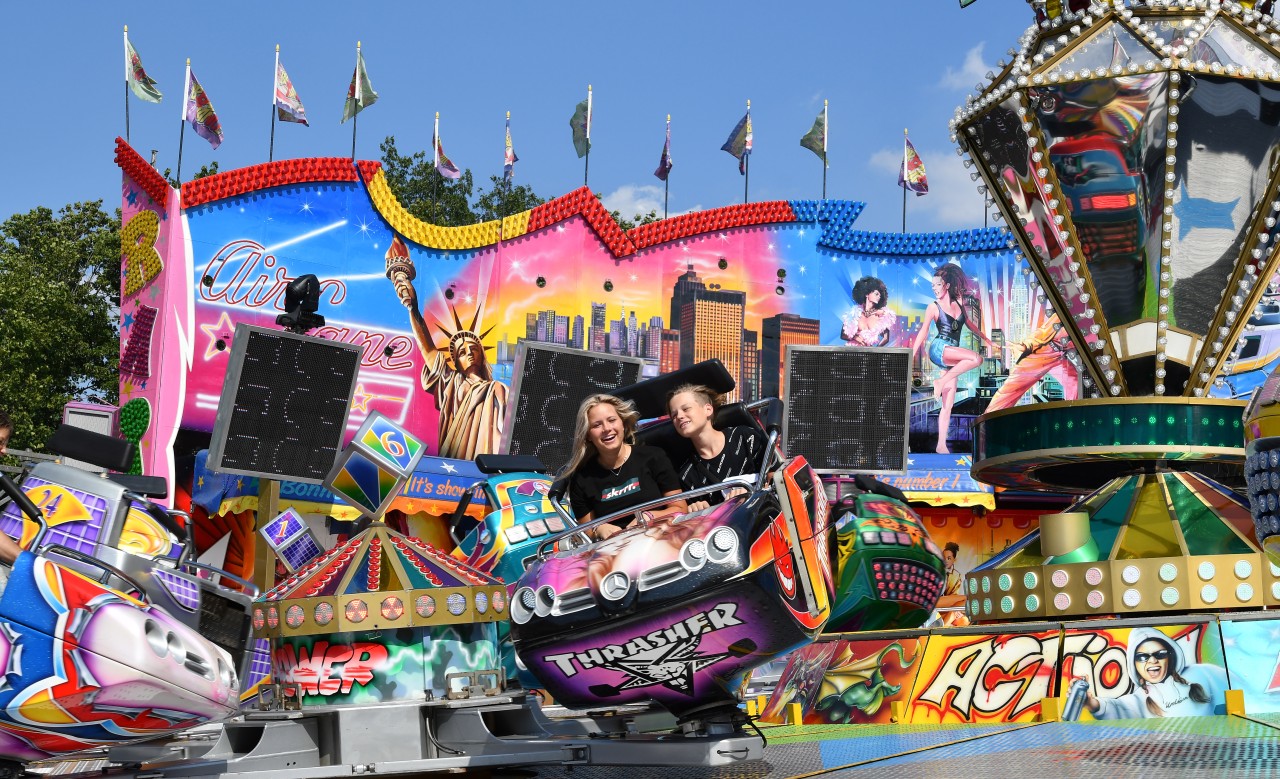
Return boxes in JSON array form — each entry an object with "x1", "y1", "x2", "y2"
[{"x1": 385, "y1": 234, "x2": 416, "y2": 306}]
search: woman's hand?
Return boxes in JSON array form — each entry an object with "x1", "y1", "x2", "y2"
[
  {"x1": 1073, "y1": 677, "x2": 1100, "y2": 712},
  {"x1": 595, "y1": 523, "x2": 622, "y2": 541}
]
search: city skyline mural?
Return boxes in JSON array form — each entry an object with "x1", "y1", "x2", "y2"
[{"x1": 122, "y1": 151, "x2": 1069, "y2": 485}]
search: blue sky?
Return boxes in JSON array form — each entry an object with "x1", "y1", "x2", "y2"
[{"x1": 2, "y1": 2, "x2": 1031, "y2": 234}]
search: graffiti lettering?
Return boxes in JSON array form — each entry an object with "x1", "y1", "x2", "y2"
[
  {"x1": 544, "y1": 603, "x2": 743, "y2": 677},
  {"x1": 201, "y1": 239, "x2": 346, "y2": 310},
  {"x1": 273, "y1": 641, "x2": 390, "y2": 696},
  {"x1": 916, "y1": 633, "x2": 1057, "y2": 720},
  {"x1": 915, "y1": 626, "x2": 1207, "y2": 721}
]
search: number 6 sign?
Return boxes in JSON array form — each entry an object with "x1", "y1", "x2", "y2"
[{"x1": 355, "y1": 412, "x2": 425, "y2": 477}]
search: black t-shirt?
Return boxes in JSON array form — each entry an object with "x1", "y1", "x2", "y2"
[
  {"x1": 569, "y1": 444, "x2": 683, "y2": 524},
  {"x1": 676, "y1": 426, "x2": 768, "y2": 504}
]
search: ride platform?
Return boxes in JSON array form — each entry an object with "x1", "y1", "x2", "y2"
[{"x1": 41, "y1": 713, "x2": 1280, "y2": 778}]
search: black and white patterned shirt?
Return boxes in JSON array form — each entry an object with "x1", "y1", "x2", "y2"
[{"x1": 675, "y1": 426, "x2": 768, "y2": 504}]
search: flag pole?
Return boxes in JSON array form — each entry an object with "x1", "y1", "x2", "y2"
[
  {"x1": 270, "y1": 45, "x2": 279, "y2": 162},
  {"x1": 822, "y1": 99, "x2": 828, "y2": 200},
  {"x1": 901, "y1": 128, "x2": 908, "y2": 233},
  {"x1": 664, "y1": 114, "x2": 670, "y2": 219},
  {"x1": 744, "y1": 100, "x2": 750, "y2": 204},
  {"x1": 433, "y1": 111, "x2": 441, "y2": 222},
  {"x1": 123, "y1": 26, "x2": 131, "y2": 144},
  {"x1": 584, "y1": 84, "x2": 592, "y2": 188},
  {"x1": 502, "y1": 110, "x2": 511, "y2": 232},
  {"x1": 351, "y1": 42, "x2": 361, "y2": 161},
  {"x1": 176, "y1": 59, "x2": 190, "y2": 184}
]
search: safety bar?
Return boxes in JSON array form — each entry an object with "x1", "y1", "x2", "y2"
[
  {"x1": 123, "y1": 491, "x2": 190, "y2": 544},
  {"x1": 40, "y1": 543, "x2": 151, "y2": 604},
  {"x1": 0, "y1": 472, "x2": 49, "y2": 551},
  {"x1": 180, "y1": 561, "x2": 260, "y2": 598},
  {"x1": 536, "y1": 476, "x2": 762, "y2": 560},
  {"x1": 447, "y1": 479, "x2": 486, "y2": 546}
]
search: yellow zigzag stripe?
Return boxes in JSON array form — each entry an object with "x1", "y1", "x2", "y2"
[{"x1": 364, "y1": 169, "x2": 531, "y2": 249}]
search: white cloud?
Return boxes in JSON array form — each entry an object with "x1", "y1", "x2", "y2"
[
  {"x1": 940, "y1": 42, "x2": 991, "y2": 91},
  {"x1": 869, "y1": 146, "x2": 989, "y2": 231},
  {"x1": 600, "y1": 184, "x2": 701, "y2": 220},
  {"x1": 601, "y1": 184, "x2": 665, "y2": 218}
]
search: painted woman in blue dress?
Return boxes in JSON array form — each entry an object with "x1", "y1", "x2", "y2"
[{"x1": 910, "y1": 263, "x2": 994, "y2": 454}]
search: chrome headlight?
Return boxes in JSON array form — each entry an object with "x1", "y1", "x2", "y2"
[
  {"x1": 707, "y1": 527, "x2": 738, "y2": 562},
  {"x1": 680, "y1": 538, "x2": 708, "y2": 571},
  {"x1": 511, "y1": 586, "x2": 537, "y2": 624}
]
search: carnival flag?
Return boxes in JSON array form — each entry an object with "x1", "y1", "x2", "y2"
[
  {"x1": 721, "y1": 105, "x2": 752, "y2": 175},
  {"x1": 274, "y1": 55, "x2": 308, "y2": 126},
  {"x1": 434, "y1": 138, "x2": 461, "y2": 179},
  {"x1": 899, "y1": 132, "x2": 928, "y2": 196},
  {"x1": 800, "y1": 104, "x2": 827, "y2": 165},
  {"x1": 185, "y1": 68, "x2": 224, "y2": 150},
  {"x1": 504, "y1": 112, "x2": 518, "y2": 182},
  {"x1": 434, "y1": 114, "x2": 461, "y2": 180},
  {"x1": 654, "y1": 115, "x2": 673, "y2": 181},
  {"x1": 124, "y1": 32, "x2": 162, "y2": 103},
  {"x1": 342, "y1": 47, "x2": 378, "y2": 124},
  {"x1": 570, "y1": 91, "x2": 592, "y2": 158}
]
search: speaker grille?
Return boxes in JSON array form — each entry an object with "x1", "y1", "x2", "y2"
[
  {"x1": 502, "y1": 343, "x2": 644, "y2": 473},
  {"x1": 783, "y1": 346, "x2": 911, "y2": 474}
]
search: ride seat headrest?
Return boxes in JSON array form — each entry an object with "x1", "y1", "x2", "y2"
[{"x1": 635, "y1": 402, "x2": 761, "y2": 471}]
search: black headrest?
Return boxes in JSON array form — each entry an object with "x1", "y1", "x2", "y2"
[
  {"x1": 854, "y1": 473, "x2": 908, "y2": 504},
  {"x1": 105, "y1": 473, "x2": 169, "y2": 498},
  {"x1": 475, "y1": 454, "x2": 547, "y2": 475},
  {"x1": 613, "y1": 359, "x2": 735, "y2": 420},
  {"x1": 635, "y1": 402, "x2": 761, "y2": 470},
  {"x1": 47, "y1": 425, "x2": 135, "y2": 473}
]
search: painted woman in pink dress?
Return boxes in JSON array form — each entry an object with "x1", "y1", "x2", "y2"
[{"x1": 842, "y1": 277, "x2": 896, "y2": 347}]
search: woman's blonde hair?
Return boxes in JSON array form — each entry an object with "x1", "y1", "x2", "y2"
[
  {"x1": 665, "y1": 384, "x2": 723, "y2": 414},
  {"x1": 559, "y1": 394, "x2": 640, "y2": 479}
]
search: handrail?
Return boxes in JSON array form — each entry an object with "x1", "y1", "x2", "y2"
[
  {"x1": 180, "y1": 561, "x2": 260, "y2": 598},
  {"x1": 0, "y1": 472, "x2": 49, "y2": 551},
  {"x1": 123, "y1": 491, "x2": 190, "y2": 544},
  {"x1": 39, "y1": 543, "x2": 152, "y2": 604},
  {"x1": 535, "y1": 476, "x2": 764, "y2": 561},
  {"x1": 537, "y1": 396, "x2": 786, "y2": 560},
  {"x1": 447, "y1": 479, "x2": 486, "y2": 546},
  {"x1": 167, "y1": 508, "x2": 194, "y2": 567}
]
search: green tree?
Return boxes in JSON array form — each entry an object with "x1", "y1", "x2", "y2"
[
  {"x1": 473, "y1": 175, "x2": 545, "y2": 222},
  {"x1": 0, "y1": 202, "x2": 121, "y2": 453},
  {"x1": 163, "y1": 160, "x2": 219, "y2": 189},
  {"x1": 380, "y1": 136, "x2": 476, "y2": 227}
]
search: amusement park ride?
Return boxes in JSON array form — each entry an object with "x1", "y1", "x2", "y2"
[{"x1": 10, "y1": 0, "x2": 1280, "y2": 775}]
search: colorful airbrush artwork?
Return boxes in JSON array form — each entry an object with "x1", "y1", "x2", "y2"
[
  {"x1": 450, "y1": 471, "x2": 567, "y2": 586},
  {"x1": 115, "y1": 141, "x2": 1071, "y2": 490},
  {"x1": 115, "y1": 141, "x2": 188, "y2": 495},
  {"x1": 0, "y1": 554, "x2": 239, "y2": 762},
  {"x1": 258, "y1": 524, "x2": 504, "y2": 706},
  {"x1": 1059, "y1": 620, "x2": 1228, "y2": 721},
  {"x1": 764, "y1": 617, "x2": 1245, "y2": 725},
  {"x1": 760, "y1": 635, "x2": 925, "y2": 725},
  {"x1": 510, "y1": 456, "x2": 830, "y2": 716},
  {"x1": 827, "y1": 495, "x2": 947, "y2": 633},
  {"x1": 1218, "y1": 613, "x2": 1280, "y2": 715},
  {"x1": 272, "y1": 624, "x2": 498, "y2": 707}
]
